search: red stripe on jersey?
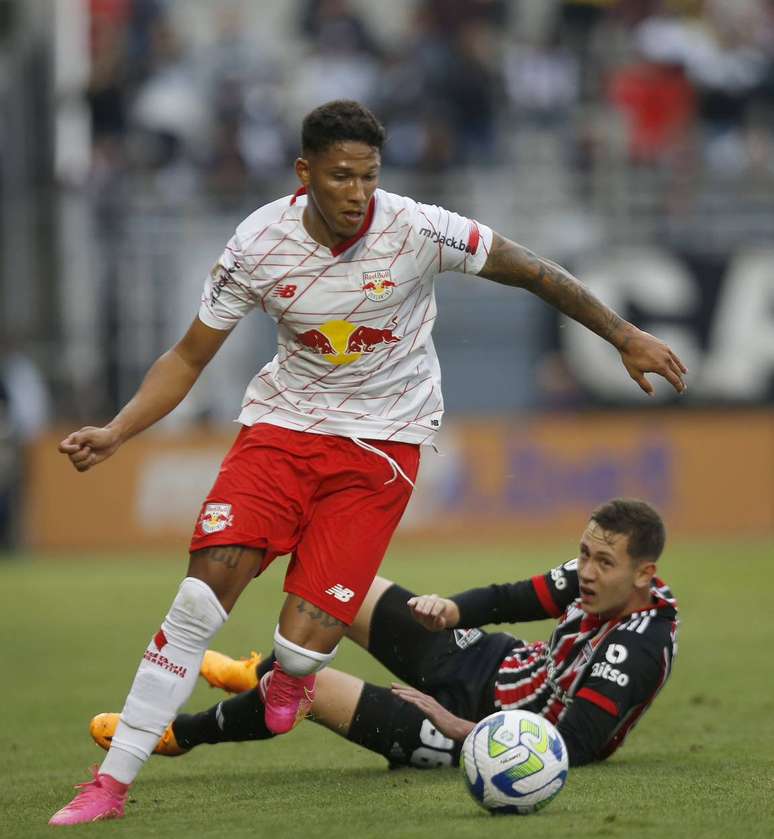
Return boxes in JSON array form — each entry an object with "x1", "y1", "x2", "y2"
[
  {"x1": 467, "y1": 221, "x2": 480, "y2": 255},
  {"x1": 543, "y1": 698, "x2": 564, "y2": 725},
  {"x1": 531, "y1": 575, "x2": 562, "y2": 618},
  {"x1": 577, "y1": 687, "x2": 619, "y2": 717},
  {"x1": 496, "y1": 669, "x2": 548, "y2": 706},
  {"x1": 290, "y1": 186, "x2": 306, "y2": 205}
]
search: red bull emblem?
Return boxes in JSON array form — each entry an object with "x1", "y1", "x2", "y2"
[
  {"x1": 297, "y1": 318, "x2": 400, "y2": 366},
  {"x1": 361, "y1": 269, "x2": 396, "y2": 302},
  {"x1": 199, "y1": 503, "x2": 234, "y2": 534}
]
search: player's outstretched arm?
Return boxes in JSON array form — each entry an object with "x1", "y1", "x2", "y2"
[
  {"x1": 478, "y1": 233, "x2": 687, "y2": 396},
  {"x1": 407, "y1": 594, "x2": 460, "y2": 631},
  {"x1": 58, "y1": 318, "x2": 230, "y2": 472}
]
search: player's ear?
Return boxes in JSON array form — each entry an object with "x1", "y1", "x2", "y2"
[
  {"x1": 634, "y1": 559, "x2": 656, "y2": 590},
  {"x1": 295, "y1": 156, "x2": 311, "y2": 187}
]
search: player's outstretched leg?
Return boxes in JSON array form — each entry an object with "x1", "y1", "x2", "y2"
[
  {"x1": 49, "y1": 577, "x2": 228, "y2": 825},
  {"x1": 50, "y1": 546, "x2": 263, "y2": 826},
  {"x1": 90, "y1": 655, "x2": 279, "y2": 755},
  {"x1": 95, "y1": 666, "x2": 460, "y2": 771}
]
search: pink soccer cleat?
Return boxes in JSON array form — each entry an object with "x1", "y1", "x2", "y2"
[
  {"x1": 48, "y1": 767, "x2": 129, "y2": 826},
  {"x1": 260, "y1": 662, "x2": 315, "y2": 734}
]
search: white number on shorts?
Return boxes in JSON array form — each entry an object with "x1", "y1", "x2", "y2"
[{"x1": 409, "y1": 719, "x2": 455, "y2": 768}]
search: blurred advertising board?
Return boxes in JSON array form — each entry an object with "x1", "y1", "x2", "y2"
[
  {"x1": 24, "y1": 411, "x2": 773, "y2": 550},
  {"x1": 561, "y1": 246, "x2": 774, "y2": 405}
]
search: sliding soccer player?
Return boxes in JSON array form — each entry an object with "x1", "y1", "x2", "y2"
[{"x1": 92, "y1": 499, "x2": 678, "y2": 771}]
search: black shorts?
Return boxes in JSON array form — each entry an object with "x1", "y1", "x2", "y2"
[{"x1": 368, "y1": 583, "x2": 518, "y2": 722}]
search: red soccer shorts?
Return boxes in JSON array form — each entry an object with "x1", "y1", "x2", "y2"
[{"x1": 189, "y1": 423, "x2": 420, "y2": 623}]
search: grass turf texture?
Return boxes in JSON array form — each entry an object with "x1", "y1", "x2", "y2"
[{"x1": 1, "y1": 539, "x2": 773, "y2": 838}]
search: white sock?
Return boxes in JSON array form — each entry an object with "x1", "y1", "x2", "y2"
[{"x1": 99, "y1": 578, "x2": 227, "y2": 784}]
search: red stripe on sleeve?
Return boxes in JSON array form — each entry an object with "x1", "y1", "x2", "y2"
[
  {"x1": 576, "y1": 688, "x2": 619, "y2": 717},
  {"x1": 531, "y1": 575, "x2": 562, "y2": 618},
  {"x1": 467, "y1": 221, "x2": 480, "y2": 255}
]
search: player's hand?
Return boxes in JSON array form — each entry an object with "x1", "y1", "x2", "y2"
[
  {"x1": 407, "y1": 594, "x2": 460, "y2": 631},
  {"x1": 618, "y1": 326, "x2": 687, "y2": 396},
  {"x1": 391, "y1": 683, "x2": 474, "y2": 742},
  {"x1": 58, "y1": 426, "x2": 122, "y2": 472}
]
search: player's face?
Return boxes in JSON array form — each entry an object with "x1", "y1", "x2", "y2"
[
  {"x1": 296, "y1": 141, "x2": 381, "y2": 244},
  {"x1": 576, "y1": 522, "x2": 655, "y2": 620}
]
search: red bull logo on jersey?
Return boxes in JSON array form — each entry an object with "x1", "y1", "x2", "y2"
[
  {"x1": 297, "y1": 318, "x2": 401, "y2": 366},
  {"x1": 361, "y1": 269, "x2": 396, "y2": 302}
]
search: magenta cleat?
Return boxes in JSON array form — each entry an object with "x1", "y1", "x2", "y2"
[
  {"x1": 48, "y1": 767, "x2": 129, "y2": 826},
  {"x1": 260, "y1": 662, "x2": 315, "y2": 734}
]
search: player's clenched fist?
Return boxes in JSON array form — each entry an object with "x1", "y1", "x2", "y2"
[
  {"x1": 58, "y1": 426, "x2": 122, "y2": 472},
  {"x1": 407, "y1": 593, "x2": 460, "y2": 631}
]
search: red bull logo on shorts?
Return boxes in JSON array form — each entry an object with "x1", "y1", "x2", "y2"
[
  {"x1": 199, "y1": 503, "x2": 234, "y2": 534},
  {"x1": 361, "y1": 269, "x2": 396, "y2": 302},
  {"x1": 297, "y1": 318, "x2": 401, "y2": 366}
]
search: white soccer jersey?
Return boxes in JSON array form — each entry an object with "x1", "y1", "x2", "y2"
[{"x1": 198, "y1": 187, "x2": 493, "y2": 445}]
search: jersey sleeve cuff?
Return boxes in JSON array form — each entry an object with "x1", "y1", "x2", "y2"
[
  {"x1": 197, "y1": 304, "x2": 236, "y2": 331},
  {"x1": 531, "y1": 574, "x2": 562, "y2": 618},
  {"x1": 469, "y1": 223, "x2": 493, "y2": 274}
]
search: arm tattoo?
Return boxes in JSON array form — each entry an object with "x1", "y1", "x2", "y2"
[
  {"x1": 479, "y1": 233, "x2": 631, "y2": 348},
  {"x1": 295, "y1": 599, "x2": 346, "y2": 629}
]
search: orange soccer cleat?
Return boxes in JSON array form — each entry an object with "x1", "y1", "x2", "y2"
[
  {"x1": 200, "y1": 649, "x2": 262, "y2": 693},
  {"x1": 89, "y1": 713, "x2": 187, "y2": 757}
]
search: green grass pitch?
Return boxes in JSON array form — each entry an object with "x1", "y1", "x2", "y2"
[{"x1": 1, "y1": 538, "x2": 773, "y2": 838}]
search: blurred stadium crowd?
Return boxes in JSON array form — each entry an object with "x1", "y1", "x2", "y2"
[
  {"x1": 81, "y1": 0, "x2": 774, "y2": 192},
  {"x1": 1, "y1": 0, "x2": 774, "y2": 548}
]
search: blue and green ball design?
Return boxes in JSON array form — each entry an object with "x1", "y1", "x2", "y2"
[{"x1": 461, "y1": 710, "x2": 569, "y2": 815}]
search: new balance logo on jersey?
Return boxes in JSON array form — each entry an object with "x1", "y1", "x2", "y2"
[
  {"x1": 325, "y1": 584, "x2": 355, "y2": 603},
  {"x1": 272, "y1": 284, "x2": 297, "y2": 298},
  {"x1": 591, "y1": 661, "x2": 630, "y2": 687}
]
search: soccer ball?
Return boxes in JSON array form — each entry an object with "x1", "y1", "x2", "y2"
[{"x1": 460, "y1": 710, "x2": 568, "y2": 815}]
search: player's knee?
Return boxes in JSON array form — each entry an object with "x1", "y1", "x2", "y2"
[
  {"x1": 273, "y1": 626, "x2": 338, "y2": 676},
  {"x1": 162, "y1": 577, "x2": 228, "y2": 650}
]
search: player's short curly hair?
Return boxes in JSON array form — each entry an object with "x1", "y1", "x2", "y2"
[
  {"x1": 301, "y1": 100, "x2": 386, "y2": 154},
  {"x1": 590, "y1": 498, "x2": 666, "y2": 562}
]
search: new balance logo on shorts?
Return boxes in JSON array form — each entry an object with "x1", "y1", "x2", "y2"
[{"x1": 325, "y1": 584, "x2": 355, "y2": 603}]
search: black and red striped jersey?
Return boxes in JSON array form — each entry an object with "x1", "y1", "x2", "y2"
[{"x1": 451, "y1": 560, "x2": 679, "y2": 765}]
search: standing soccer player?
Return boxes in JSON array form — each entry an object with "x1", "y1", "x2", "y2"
[{"x1": 51, "y1": 100, "x2": 686, "y2": 825}]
